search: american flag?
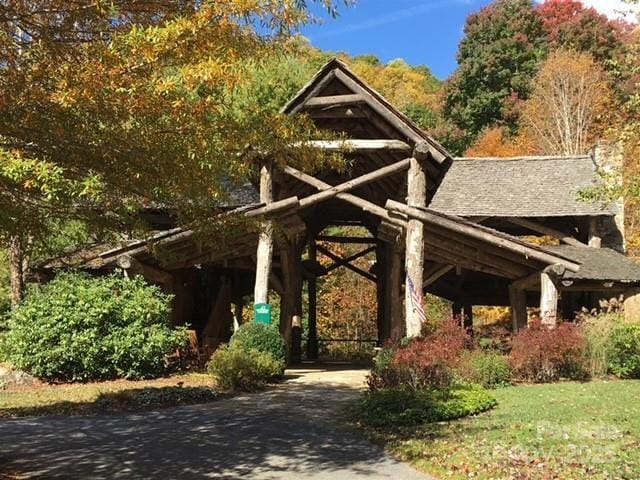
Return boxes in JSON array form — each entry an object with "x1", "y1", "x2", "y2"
[{"x1": 407, "y1": 274, "x2": 427, "y2": 324}]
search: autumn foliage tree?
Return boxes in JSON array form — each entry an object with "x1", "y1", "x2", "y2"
[
  {"x1": 0, "y1": 1, "x2": 341, "y2": 303},
  {"x1": 537, "y1": 0, "x2": 630, "y2": 65},
  {"x1": 444, "y1": 0, "x2": 546, "y2": 148},
  {"x1": 521, "y1": 50, "x2": 614, "y2": 155},
  {"x1": 0, "y1": 1, "x2": 337, "y2": 240}
]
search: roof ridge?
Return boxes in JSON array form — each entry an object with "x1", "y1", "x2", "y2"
[{"x1": 455, "y1": 155, "x2": 592, "y2": 162}]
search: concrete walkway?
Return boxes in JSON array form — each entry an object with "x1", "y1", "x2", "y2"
[{"x1": 0, "y1": 364, "x2": 434, "y2": 479}]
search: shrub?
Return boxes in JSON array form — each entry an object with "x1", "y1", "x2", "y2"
[
  {"x1": 580, "y1": 312, "x2": 622, "y2": 377},
  {"x1": 456, "y1": 350, "x2": 511, "y2": 388},
  {"x1": 509, "y1": 321, "x2": 588, "y2": 383},
  {"x1": 207, "y1": 344, "x2": 284, "y2": 391},
  {"x1": 368, "y1": 319, "x2": 469, "y2": 392},
  {"x1": 607, "y1": 323, "x2": 640, "y2": 379},
  {"x1": 4, "y1": 272, "x2": 188, "y2": 382},
  {"x1": 230, "y1": 321, "x2": 287, "y2": 369},
  {"x1": 353, "y1": 384, "x2": 497, "y2": 428}
]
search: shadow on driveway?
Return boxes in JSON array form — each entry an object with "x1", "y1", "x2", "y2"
[{"x1": 0, "y1": 366, "x2": 433, "y2": 479}]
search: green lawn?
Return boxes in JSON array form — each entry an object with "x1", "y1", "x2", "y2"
[
  {"x1": 364, "y1": 380, "x2": 640, "y2": 480},
  {"x1": 0, "y1": 372, "x2": 217, "y2": 417}
]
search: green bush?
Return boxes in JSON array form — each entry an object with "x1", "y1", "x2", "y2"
[
  {"x1": 207, "y1": 344, "x2": 284, "y2": 391},
  {"x1": 4, "y1": 272, "x2": 188, "y2": 382},
  {"x1": 608, "y1": 323, "x2": 640, "y2": 379},
  {"x1": 353, "y1": 384, "x2": 497, "y2": 428},
  {"x1": 231, "y1": 322, "x2": 287, "y2": 368},
  {"x1": 455, "y1": 350, "x2": 511, "y2": 388}
]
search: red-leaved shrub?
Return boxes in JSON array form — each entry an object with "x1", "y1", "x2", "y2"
[
  {"x1": 509, "y1": 320, "x2": 588, "y2": 383},
  {"x1": 369, "y1": 319, "x2": 469, "y2": 392}
]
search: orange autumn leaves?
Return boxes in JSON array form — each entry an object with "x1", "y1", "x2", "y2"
[{"x1": 466, "y1": 49, "x2": 615, "y2": 157}]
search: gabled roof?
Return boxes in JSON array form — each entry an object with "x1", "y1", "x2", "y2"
[
  {"x1": 429, "y1": 155, "x2": 617, "y2": 218},
  {"x1": 282, "y1": 58, "x2": 452, "y2": 164}
]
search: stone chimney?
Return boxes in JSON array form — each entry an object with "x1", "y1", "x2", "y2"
[{"x1": 591, "y1": 141, "x2": 625, "y2": 253}]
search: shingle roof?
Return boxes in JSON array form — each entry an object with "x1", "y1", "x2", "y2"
[
  {"x1": 546, "y1": 246, "x2": 640, "y2": 282},
  {"x1": 429, "y1": 155, "x2": 617, "y2": 218}
]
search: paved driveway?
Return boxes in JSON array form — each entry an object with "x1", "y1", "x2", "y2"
[{"x1": 0, "y1": 365, "x2": 434, "y2": 479}]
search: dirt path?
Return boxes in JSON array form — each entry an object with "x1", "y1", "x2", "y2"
[{"x1": 0, "y1": 364, "x2": 434, "y2": 479}]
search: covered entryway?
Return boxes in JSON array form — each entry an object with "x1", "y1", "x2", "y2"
[{"x1": 34, "y1": 59, "x2": 640, "y2": 360}]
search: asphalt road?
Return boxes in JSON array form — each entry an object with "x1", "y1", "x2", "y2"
[{"x1": 0, "y1": 365, "x2": 434, "y2": 480}]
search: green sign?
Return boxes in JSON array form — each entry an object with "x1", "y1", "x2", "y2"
[{"x1": 254, "y1": 303, "x2": 272, "y2": 324}]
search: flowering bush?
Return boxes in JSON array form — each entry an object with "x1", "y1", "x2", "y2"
[
  {"x1": 509, "y1": 321, "x2": 588, "y2": 383},
  {"x1": 368, "y1": 319, "x2": 469, "y2": 392}
]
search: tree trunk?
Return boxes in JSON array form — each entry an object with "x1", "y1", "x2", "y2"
[
  {"x1": 9, "y1": 235, "x2": 25, "y2": 308},
  {"x1": 254, "y1": 161, "x2": 274, "y2": 306}
]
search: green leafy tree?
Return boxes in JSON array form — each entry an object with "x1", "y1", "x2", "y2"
[{"x1": 444, "y1": 0, "x2": 547, "y2": 148}]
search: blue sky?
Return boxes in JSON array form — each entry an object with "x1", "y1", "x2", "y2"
[
  {"x1": 300, "y1": 0, "x2": 640, "y2": 80},
  {"x1": 300, "y1": 0, "x2": 494, "y2": 80}
]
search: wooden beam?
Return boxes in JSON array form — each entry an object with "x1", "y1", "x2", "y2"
[
  {"x1": 426, "y1": 244, "x2": 517, "y2": 279},
  {"x1": 316, "y1": 235, "x2": 377, "y2": 244},
  {"x1": 423, "y1": 264, "x2": 454, "y2": 287},
  {"x1": 386, "y1": 200, "x2": 581, "y2": 272},
  {"x1": 282, "y1": 165, "x2": 406, "y2": 228},
  {"x1": 254, "y1": 161, "x2": 274, "y2": 305},
  {"x1": 425, "y1": 230, "x2": 531, "y2": 278},
  {"x1": 246, "y1": 197, "x2": 300, "y2": 218},
  {"x1": 332, "y1": 68, "x2": 448, "y2": 164},
  {"x1": 405, "y1": 149, "x2": 427, "y2": 337},
  {"x1": 307, "y1": 106, "x2": 369, "y2": 119},
  {"x1": 302, "y1": 139, "x2": 412, "y2": 153},
  {"x1": 302, "y1": 94, "x2": 366, "y2": 108},
  {"x1": 307, "y1": 239, "x2": 319, "y2": 360},
  {"x1": 116, "y1": 255, "x2": 174, "y2": 288},
  {"x1": 316, "y1": 244, "x2": 376, "y2": 282},
  {"x1": 324, "y1": 246, "x2": 376, "y2": 274},
  {"x1": 506, "y1": 217, "x2": 587, "y2": 247},
  {"x1": 297, "y1": 158, "x2": 411, "y2": 209},
  {"x1": 511, "y1": 271, "x2": 541, "y2": 291}
]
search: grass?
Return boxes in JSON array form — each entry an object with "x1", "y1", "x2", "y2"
[
  {"x1": 0, "y1": 372, "x2": 219, "y2": 417},
  {"x1": 360, "y1": 380, "x2": 640, "y2": 480}
]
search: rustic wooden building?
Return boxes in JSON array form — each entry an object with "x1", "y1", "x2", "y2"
[{"x1": 36, "y1": 59, "x2": 640, "y2": 360}]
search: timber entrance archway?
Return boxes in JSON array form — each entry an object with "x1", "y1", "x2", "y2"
[{"x1": 36, "y1": 59, "x2": 640, "y2": 362}]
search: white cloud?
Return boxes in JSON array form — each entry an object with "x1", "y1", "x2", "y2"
[
  {"x1": 536, "y1": 0, "x2": 640, "y2": 23},
  {"x1": 310, "y1": 0, "x2": 472, "y2": 38}
]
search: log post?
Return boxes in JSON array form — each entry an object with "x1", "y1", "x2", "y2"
[
  {"x1": 452, "y1": 302, "x2": 462, "y2": 322},
  {"x1": 386, "y1": 241, "x2": 405, "y2": 340},
  {"x1": 280, "y1": 237, "x2": 305, "y2": 363},
  {"x1": 463, "y1": 303, "x2": 473, "y2": 330},
  {"x1": 540, "y1": 272, "x2": 559, "y2": 327},
  {"x1": 376, "y1": 241, "x2": 388, "y2": 344},
  {"x1": 307, "y1": 239, "x2": 319, "y2": 360},
  {"x1": 404, "y1": 142, "x2": 429, "y2": 337},
  {"x1": 509, "y1": 285, "x2": 527, "y2": 331},
  {"x1": 254, "y1": 160, "x2": 274, "y2": 306}
]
